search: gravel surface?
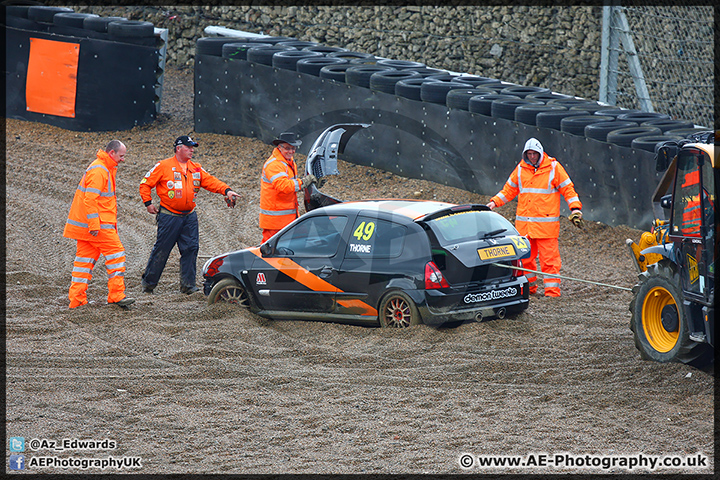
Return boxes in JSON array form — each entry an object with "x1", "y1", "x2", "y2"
[{"x1": 4, "y1": 66, "x2": 714, "y2": 475}]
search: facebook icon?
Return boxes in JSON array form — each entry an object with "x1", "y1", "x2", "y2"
[{"x1": 9, "y1": 454, "x2": 25, "y2": 470}]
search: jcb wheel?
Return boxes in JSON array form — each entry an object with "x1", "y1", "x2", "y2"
[
  {"x1": 379, "y1": 291, "x2": 420, "y2": 328},
  {"x1": 208, "y1": 278, "x2": 250, "y2": 308},
  {"x1": 629, "y1": 260, "x2": 712, "y2": 367}
]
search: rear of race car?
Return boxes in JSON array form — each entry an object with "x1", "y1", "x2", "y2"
[{"x1": 414, "y1": 204, "x2": 531, "y2": 325}]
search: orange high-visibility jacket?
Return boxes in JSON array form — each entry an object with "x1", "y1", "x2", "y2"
[
  {"x1": 491, "y1": 152, "x2": 582, "y2": 238},
  {"x1": 139, "y1": 155, "x2": 231, "y2": 214},
  {"x1": 259, "y1": 148, "x2": 306, "y2": 230},
  {"x1": 63, "y1": 150, "x2": 119, "y2": 240}
]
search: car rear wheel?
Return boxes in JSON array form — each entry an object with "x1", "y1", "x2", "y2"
[
  {"x1": 379, "y1": 291, "x2": 420, "y2": 328},
  {"x1": 208, "y1": 278, "x2": 249, "y2": 307}
]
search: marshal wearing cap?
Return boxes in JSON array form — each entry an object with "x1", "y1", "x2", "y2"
[
  {"x1": 272, "y1": 132, "x2": 302, "y2": 147},
  {"x1": 174, "y1": 135, "x2": 199, "y2": 148}
]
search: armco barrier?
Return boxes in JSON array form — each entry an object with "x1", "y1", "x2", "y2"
[
  {"x1": 194, "y1": 53, "x2": 664, "y2": 230},
  {"x1": 4, "y1": 10, "x2": 166, "y2": 132}
]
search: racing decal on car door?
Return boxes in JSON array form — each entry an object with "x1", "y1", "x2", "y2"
[{"x1": 249, "y1": 249, "x2": 378, "y2": 316}]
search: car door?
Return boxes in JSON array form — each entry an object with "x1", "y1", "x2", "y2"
[
  {"x1": 249, "y1": 214, "x2": 349, "y2": 314},
  {"x1": 334, "y1": 214, "x2": 413, "y2": 317}
]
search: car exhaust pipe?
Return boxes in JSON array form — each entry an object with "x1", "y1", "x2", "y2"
[
  {"x1": 496, "y1": 307, "x2": 506, "y2": 319},
  {"x1": 475, "y1": 312, "x2": 484, "y2": 322}
]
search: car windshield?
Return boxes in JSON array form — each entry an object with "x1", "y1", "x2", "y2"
[{"x1": 427, "y1": 210, "x2": 518, "y2": 245}]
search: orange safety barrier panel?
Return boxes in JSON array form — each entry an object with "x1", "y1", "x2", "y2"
[{"x1": 25, "y1": 38, "x2": 80, "y2": 118}]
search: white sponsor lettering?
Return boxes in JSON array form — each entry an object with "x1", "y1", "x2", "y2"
[
  {"x1": 464, "y1": 287, "x2": 518, "y2": 304},
  {"x1": 349, "y1": 244, "x2": 372, "y2": 253}
]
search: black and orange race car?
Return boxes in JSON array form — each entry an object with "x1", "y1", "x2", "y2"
[{"x1": 202, "y1": 124, "x2": 531, "y2": 327}]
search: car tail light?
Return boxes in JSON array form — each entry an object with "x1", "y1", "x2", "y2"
[
  {"x1": 425, "y1": 261, "x2": 450, "y2": 289},
  {"x1": 204, "y1": 256, "x2": 225, "y2": 278},
  {"x1": 510, "y1": 259, "x2": 524, "y2": 277}
]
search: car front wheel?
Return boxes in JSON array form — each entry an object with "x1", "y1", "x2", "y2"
[
  {"x1": 379, "y1": 291, "x2": 420, "y2": 328},
  {"x1": 208, "y1": 277, "x2": 250, "y2": 307}
]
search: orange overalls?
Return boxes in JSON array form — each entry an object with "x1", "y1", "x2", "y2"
[
  {"x1": 63, "y1": 150, "x2": 127, "y2": 308},
  {"x1": 491, "y1": 152, "x2": 582, "y2": 296},
  {"x1": 259, "y1": 148, "x2": 305, "y2": 242}
]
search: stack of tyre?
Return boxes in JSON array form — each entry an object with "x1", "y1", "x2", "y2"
[
  {"x1": 5, "y1": 5, "x2": 165, "y2": 122},
  {"x1": 4, "y1": 5, "x2": 158, "y2": 45},
  {"x1": 199, "y1": 34, "x2": 705, "y2": 153}
]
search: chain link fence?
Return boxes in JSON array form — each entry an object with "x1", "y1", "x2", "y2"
[{"x1": 610, "y1": 5, "x2": 714, "y2": 128}]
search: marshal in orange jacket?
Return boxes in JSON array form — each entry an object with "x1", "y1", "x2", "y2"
[
  {"x1": 139, "y1": 156, "x2": 231, "y2": 214},
  {"x1": 491, "y1": 148, "x2": 582, "y2": 239},
  {"x1": 64, "y1": 150, "x2": 119, "y2": 240},
  {"x1": 259, "y1": 147, "x2": 307, "y2": 230}
]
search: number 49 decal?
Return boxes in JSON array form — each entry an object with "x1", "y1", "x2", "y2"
[{"x1": 353, "y1": 221, "x2": 375, "y2": 241}]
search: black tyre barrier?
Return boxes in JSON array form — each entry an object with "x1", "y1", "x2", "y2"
[
  {"x1": 491, "y1": 98, "x2": 544, "y2": 120},
  {"x1": 194, "y1": 54, "x2": 665, "y2": 229},
  {"x1": 272, "y1": 50, "x2": 324, "y2": 70},
  {"x1": 425, "y1": 74, "x2": 462, "y2": 82},
  {"x1": 590, "y1": 107, "x2": 640, "y2": 118},
  {"x1": 196, "y1": 37, "x2": 249, "y2": 56},
  {"x1": 606, "y1": 126, "x2": 663, "y2": 148},
  {"x1": 560, "y1": 115, "x2": 615, "y2": 136},
  {"x1": 53, "y1": 12, "x2": 98, "y2": 28},
  {"x1": 514, "y1": 105, "x2": 567, "y2": 125},
  {"x1": 536, "y1": 110, "x2": 590, "y2": 130},
  {"x1": 664, "y1": 127, "x2": 712, "y2": 138},
  {"x1": 5, "y1": 5, "x2": 32, "y2": 18},
  {"x1": 297, "y1": 57, "x2": 348, "y2": 76},
  {"x1": 251, "y1": 36, "x2": 297, "y2": 45},
  {"x1": 446, "y1": 88, "x2": 497, "y2": 110},
  {"x1": 4, "y1": 15, "x2": 42, "y2": 30},
  {"x1": 640, "y1": 119, "x2": 696, "y2": 133},
  {"x1": 369, "y1": 70, "x2": 422, "y2": 94},
  {"x1": 420, "y1": 80, "x2": 474, "y2": 104},
  {"x1": 525, "y1": 92, "x2": 573, "y2": 102},
  {"x1": 222, "y1": 42, "x2": 271, "y2": 60},
  {"x1": 246, "y1": 45, "x2": 297, "y2": 66},
  {"x1": 6, "y1": 17, "x2": 162, "y2": 131},
  {"x1": 303, "y1": 45, "x2": 348, "y2": 55},
  {"x1": 394, "y1": 77, "x2": 426, "y2": 100},
  {"x1": 584, "y1": 120, "x2": 639, "y2": 142},
  {"x1": 377, "y1": 59, "x2": 426, "y2": 70},
  {"x1": 346, "y1": 65, "x2": 395, "y2": 88},
  {"x1": 454, "y1": 75, "x2": 500, "y2": 88},
  {"x1": 568, "y1": 103, "x2": 613, "y2": 115},
  {"x1": 499, "y1": 86, "x2": 551, "y2": 98},
  {"x1": 277, "y1": 40, "x2": 319, "y2": 49},
  {"x1": 108, "y1": 20, "x2": 154, "y2": 38},
  {"x1": 28, "y1": 6, "x2": 73, "y2": 23},
  {"x1": 631, "y1": 135, "x2": 684, "y2": 152},
  {"x1": 468, "y1": 94, "x2": 520, "y2": 116},
  {"x1": 328, "y1": 51, "x2": 375, "y2": 62},
  {"x1": 616, "y1": 111, "x2": 672, "y2": 123},
  {"x1": 546, "y1": 98, "x2": 604, "y2": 111},
  {"x1": 83, "y1": 16, "x2": 128, "y2": 33},
  {"x1": 319, "y1": 64, "x2": 352, "y2": 82},
  {"x1": 408, "y1": 68, "x2": 449, "y2": 78}
]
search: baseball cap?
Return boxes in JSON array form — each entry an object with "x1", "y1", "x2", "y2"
[{"x1": 174, "y1": 135, "x2": 199, "y2": 148}]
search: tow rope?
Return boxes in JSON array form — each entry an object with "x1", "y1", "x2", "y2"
[{"x1": 491, "y1": 263, "x2": 632, "y2": 291}]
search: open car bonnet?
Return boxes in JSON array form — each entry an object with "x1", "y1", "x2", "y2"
[{"x1": 303, "y1": 123, "x2": 370, "y2": 212}]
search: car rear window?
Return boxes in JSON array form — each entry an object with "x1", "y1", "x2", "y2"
[{"x1": 427, "y1": 210, "x2": 518, "y2": 245}]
